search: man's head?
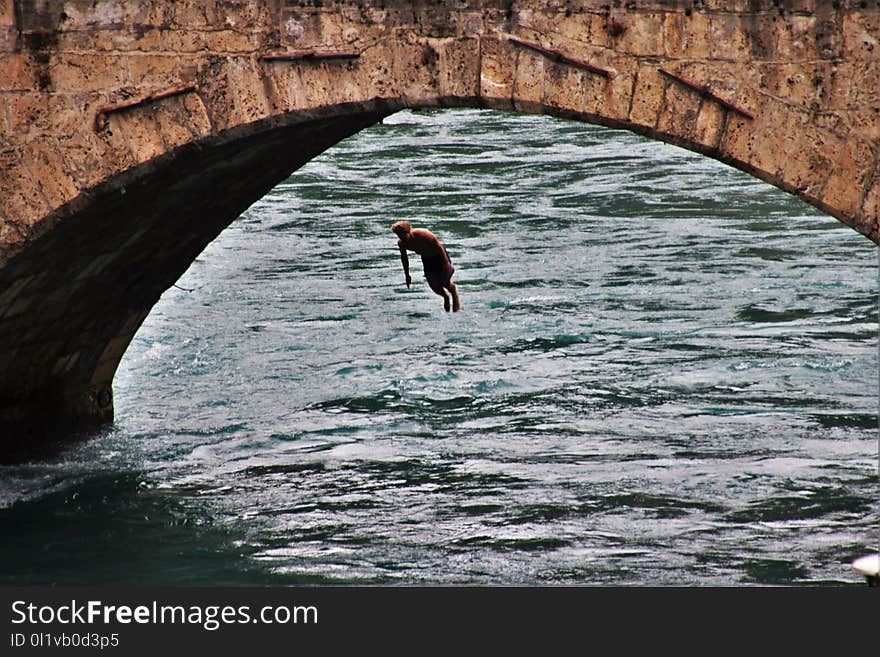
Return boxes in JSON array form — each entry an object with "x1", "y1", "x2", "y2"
[{"x1": 391, "y1": 221, "x2": 412, "y2": 239}]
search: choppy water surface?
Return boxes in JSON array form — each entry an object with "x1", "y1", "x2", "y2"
[{"x1": 2, "y1": 109, "x2": 877, "y2": 586}]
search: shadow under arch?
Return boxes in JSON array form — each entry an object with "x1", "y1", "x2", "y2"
[
  {"x1": 0, "y1": 98, "x2": 875, "y2": 459},
  {"x1": 0, "y1": 102, "x2": 397, "y2": 457}
]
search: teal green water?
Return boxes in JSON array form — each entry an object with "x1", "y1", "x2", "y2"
[{"x1": 1, "y1": 109, "x2": 877, "y2": 585}]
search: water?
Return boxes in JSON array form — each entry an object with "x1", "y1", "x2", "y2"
[{"x1": 1, "y1": 109, "x2": 877, "y2": 586}]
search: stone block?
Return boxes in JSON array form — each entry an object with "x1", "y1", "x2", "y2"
[
  {"x1": 152, "y1": 95, "x2": 200, "y2": 149},
  {"x1": 42, "y1": 94, "x2": 95, "y2": 138},
  {"x1": 656, "y1": 76, "x2": 701, "y2": 146},
  {"x1": 22, "y1": 142, "x2": 80, "y2": 209},
  {"x1": 88, "y1": 29, "x2": 153, "y2": 52},
  {"x1": 759, "y1": 63, "x2": 832, "y2": 112},
  {"x1": 698, "y1": 0, "x2": 755, "y2": 9},
  {"x1": 842, "y1": 11, "x2": 880, "y2": 59},
  {"x1": 51, "y1": 29, "x2": 92, "y2": 52},
  {"x1": 5, "y1": 92, "x2": 51, "y2": 136},
  {"x1": 312, "y1": 9, "x2": 351, "y2": 45},
  {"x1": 218, "y1": 1, "x2": 272, "y2": 32},
  {"x1": 273, "y1": 53, "x2": 364, "y2": 111},
  {"x1": 663, "y1": 11, "x2": 684, "y2": 57},
  {"x1": 823, "y1": 171, "x2": 864, "y2": 222},
  {"x1": 107, "y1": 110, "x2": 168, "y2": 164},
  {"x1": 614, "y1": 12, "x2": 665, "y2": 57},
  {"x1": 479, "y1": 36, "x2": 515, "y2": 111},
  {"x1": 59, "y1": 2, "x2": 125, "y2": 29},
  {"x1": 127, "y1": 54, "x2": 184, "y2": 87},
  {"x1": 540, "y1": 61, "x2": 590, "y2": 117},
  {"x1": 0, "y1": 292, "x2": 39, "y2": 320},
  {"x1": 201, "y1": 56, "x2": 270, "y2": 131},
  {"x1": 29, "y1": 287, "x2": 72, "y2": 325},
  {"x1": 554, "y1": 11, "x2": 594, "y2": 47},
  {"x1": 160, "y1": 30, "x2": 208, "y2": 53},
  {"x1": 130, "y1": 27, "x2": 164, "y2": 51},
  {"x1": 861, "y1": 170, "x2": 880, "y2": 226},
  {"x1": 744, "y1": 13, "x2": 780, "y2": 62},
  {"x1": 628, "y1": 64, "x2": 664, "y2": 130},
  {"x1": 748, "y1": 100, "x2": 804, "y2": 180},
  {"x1": 513, "y1": 9, "x2": 558, "y2": 43},
  {"x1": 260, "y1": 58, "x2": 310, "y2": 113},
  {"x1": 694, "y1": 101, "x2": 727, "y2": 152},
  {"x1": 61, "y1": 129, "x2": 136, "y2": 190},
  {"x1": 51, "y1": 352, "x2": 81, "y2": 377},
  {"x1": 844, "y1": 59, "x2": 880, "y2": 110},
  {"x1": 181, "y1": 91, "x2": 213, "y2": 138},
  {"x1": 775, "y1": 14, "x2": 821, "y2": 61},
  {"x1": 325, "y1": 33, "x2": 397, "y2": 105},
  {"x1": 822, "y1": 135, "x2": 877, "y2": 220},
  {"x1": 695, "y1": 61, "x2": 755, "y2": 108},
  {"x1": 0, "y1": 54, "x2": 35, "y2": 90},
  {"x1": 709, "y1": 14, "x2": 751, "y2": 61},
  {"x1": 204, "y1": 28, "x2": 260, "y2": 53},
  {"x1": 74, "y1": 252, "x2": 117, "y2": 281},
  {"x1": 849, "y1": 106, "x2": 880, "y2": 146},
  {"x1": 824, "y1": 62, "x2": 857, "y2": 111},
  {"x1": 0, "y1": 26, "x2": 15, "y2": 52},
  {"x1": 52, "y1": 53, "x2": 129, "y2": 93},
  {"x1": 281, "y1": 10, "x2": 341, "y2": 50},
  {"x1": 0, "y1": 224, "x2": 21, "y2": 260},
  {"x1": 599, "y1": 61, "x2": 637, "y2": 126},
  {"x1": 680, "y1": 10, "x2": 712, "y2": 59},
  {"x1": 780, "y1": 127, "x2": 837, "y2": 201},
  {"x1": 724, "y1": 65, "x2": 761, "y2": 122},
  {"x1": 350, "y1": 5, "x2": 390, "y2": 28},
  {"x1": 320, "y1": 59, "x2": 370, "y2": 107},
  {"x1": 123, "y1": 1, "x2": 173, "y2": 27},
  {"x1": 392, "y1": 37, "x2": 449, "y2": 106},
  {"x1": 171, "y1": 0, "x2": 213, "y2": 29},
  {"x1": 454, "y1": 9, "x2": 484, "y2": 36},
  {"x1": 0, "y1": 275, "x2": 30, "y2": 311},
  {"x1": 0, "y1": 0, "x2": 13, "y2": 25},
  {"x1": 434, "y1": 37, "x2": 480, "y2": 103},
  {"x1": 585, "y1": 11, "x2": 613, "y2": 51},
  {"x1": 0, "y1": 162, "x2": 49, "y2": 227},
  {"x1": 511, "y1": 41, "x2": 544, "y2": 113},
  {"x1": 552, "y1": 58, "x2": 614, "y2": 123}
]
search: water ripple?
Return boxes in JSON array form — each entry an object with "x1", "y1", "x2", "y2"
[{"x1": 1, "y1": 108, "x2": 875, "y2": 587}]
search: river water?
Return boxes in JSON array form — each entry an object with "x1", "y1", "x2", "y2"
[{"x1": 1, "y1": 109, "x2": 877, "y2": 586}]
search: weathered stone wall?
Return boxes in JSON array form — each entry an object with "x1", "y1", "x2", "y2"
[
  {"x1": 3, "y1": 1, "x2": 879, "y2": 249},
  {"x1": 0, "y1": 0, "x2": 878, "y2": 448}
]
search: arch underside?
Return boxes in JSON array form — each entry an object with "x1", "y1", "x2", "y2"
[
  {"x1": 0, "y1": 104, "x2": 392, "y2": 452},
  {"x1": 0, "y1": 88, "x2": 874, "y2": 456}
]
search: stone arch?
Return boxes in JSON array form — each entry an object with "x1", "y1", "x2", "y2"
[{"x1": 1, "y1": 0, "x2": 878, "y2": 447}]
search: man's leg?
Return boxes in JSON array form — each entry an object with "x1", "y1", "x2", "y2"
[
  {"x1": 429, "y1": 280, "x2": 451, "y2": 311},
  {"x1": 447, "y1": 281, "x2": 460, "y2": 312}
]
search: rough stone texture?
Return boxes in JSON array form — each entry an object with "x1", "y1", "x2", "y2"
[{"x1": 1, "y1": 0, "x2": 879, "y2": 451}]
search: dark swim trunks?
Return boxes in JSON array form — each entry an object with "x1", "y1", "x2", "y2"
[{"x1": 421, "y1": 246, "x2": 454, "y2": 288}]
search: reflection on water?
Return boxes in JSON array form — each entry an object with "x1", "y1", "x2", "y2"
[{"x1": 0, "y1": 109, "x2": 876, "y2": 586}]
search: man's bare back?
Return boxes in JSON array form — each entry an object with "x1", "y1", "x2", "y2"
[
  {"x1": 391, "y1": 221, "x2": 461, "y2": 312},
  {"x1": 399, "y1": 228, "x2": 446, "y2": 259}
]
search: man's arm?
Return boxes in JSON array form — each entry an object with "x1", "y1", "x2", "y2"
[{"x1": 398, "y1": 242, "x2": 411, "y2": 288}]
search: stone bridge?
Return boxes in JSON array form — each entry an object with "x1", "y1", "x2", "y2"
[{"x1": 1, "y1": 0, "x2": 879, "y2": 450}]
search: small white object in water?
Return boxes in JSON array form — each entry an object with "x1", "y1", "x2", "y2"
[{"x1": 851, "y1": 554, "x2": 879, "y2": 586}]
